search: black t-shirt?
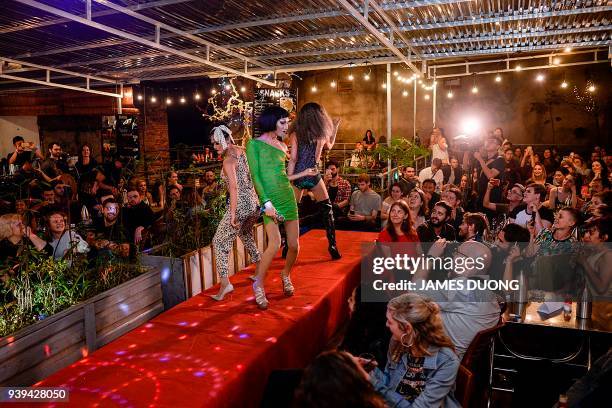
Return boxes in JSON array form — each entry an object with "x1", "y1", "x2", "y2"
[
  {"x1": 494, "y1": 203, "x2": 527, "y2": 219},
  {"x1": 416, "y1": 222, "x2": 456, "y2": 243},
  {"x1": 6, "y1": 151, "x2": 33, "y2": 167},
  {"x1": 123, "y1": 202, "x2": 156, "y2": 238},
  {"x1": 328, "y1": 185, "x2": 338, "y2": 204},
  {"x1": 477, "y1": 156, "x2": 505, "y2": 202}
]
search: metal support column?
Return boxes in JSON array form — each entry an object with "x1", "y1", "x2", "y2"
[{"x1": 386, "y1": 63, "x2": 392, "y2": 187}]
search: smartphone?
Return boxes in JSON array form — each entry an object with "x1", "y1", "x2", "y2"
[{"x1": 490, "y1": 178, "x2": 501, "y2": 186}]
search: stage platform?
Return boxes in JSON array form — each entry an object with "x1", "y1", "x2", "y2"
[{"x1": 34, "y1": 230, "x2": 377, "y2": 408}]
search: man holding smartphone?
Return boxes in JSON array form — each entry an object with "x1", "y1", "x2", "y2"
[
  {"x1": 472, "y1": 135, "x2": 505, "y2": 213},
  {"x1": 7, "y1": 136, "x2": 44, "y2": 168}
]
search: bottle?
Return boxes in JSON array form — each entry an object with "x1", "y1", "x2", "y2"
[
  {"x1": 81, "y1": 205, "x2": 91, "y2": 225},
  {"x1": 577, "y1": 285, "x2": 592, "y2": 320},
  {"x1": 558, "y1": 394, "x2": 568, "y2": 408},
  {"x1": 563, "y1": 300, "x2": 572, "y2": 321}
]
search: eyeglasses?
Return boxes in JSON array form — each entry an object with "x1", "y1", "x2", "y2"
[{"x1": 451, "y1": 247, "x2": 470, "y2": 258}]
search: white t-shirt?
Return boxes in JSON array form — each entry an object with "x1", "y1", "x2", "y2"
[
  {"x1": 431, "y1": 144, "x2": 449, "y2": 164},
  {"x1": 418, "y1": 167, "x2": 444, "y2": 189}
]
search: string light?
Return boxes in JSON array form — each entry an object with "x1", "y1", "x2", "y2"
[
  {"x1": 447, "y1": 91, "x2": 453, "y2": 98},
  {"x1": 194, "y1": 92, "x2": 201, "y2": 100},
  {"x1": 564, "y1": 47, "x2": 572, "y2": 53},
  {"x1": 588, "y1": 84, "x2": 596, "y2": 92},
  {"x1": 240, "y1": 86, "x2": 246, "y2": 92},
  {"x1": 180, "y1": 96, "x2": 186, "y2": 104},
  {"x1": 536, "y1": 73, "x2": 545, "y2": 82},
  {"x1": 364, "y1": 68, "x2": 371, "y2": 81},
  {"x1": 495, "y1": 74, "x2": 502, "y2": 82},
  {"x1": 166, "y1": 97, "x2": 172, "y2": 105},
  {"x1": 561, "y1": 81, "x2": 568, "y2": 89},
  {"x1": 381, "y1": 83, "x2": 387, "y2": 89},
  {"x1": 330, "y1": 80, "x2": 337, "y2": 88},
  {"x1": 402, "y1": 90, "x2": 408, "y2": 97},
  {"x1": 515, "y1": 65, "x2": 522, "y2": 72},
  {"x1": 137, "y1": 94, "x2": 143, "y2": 101},
  {"x1": 393, "y1": 71, "x2": 399, "y2": 76},
  {"x1": 348, "y1": 73, "x2": 354, "y2": 81},
  {"x1": 311, "y1": 85, "x2": 318, "y2": 93},
  {"x1": 150, "y1": 96, "x2": 157, "y2": 103},
  {"x1": 211, "y1": 89, "x2": 217, "y2": 95},
  {"x1": 224, "y1": 84, "x2": 231, "y2": 91},
  {"x1": 424, "y1": 94, "x2": 430, "y2": 100},
  {"x1": 553, "y1": 57, "x2": 561, "y2": 65}
]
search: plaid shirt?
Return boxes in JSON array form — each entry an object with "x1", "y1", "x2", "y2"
[{"x1": 326, "y1": 176, "x2": 352, "y2": 205}]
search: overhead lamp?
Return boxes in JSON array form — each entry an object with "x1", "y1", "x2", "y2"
[
  {"x1": 393, "y1": 71, "x2": 399, "y2": 76},
  {"x1": 536, "y1": 73, "x2": 545, "y2": 82},
  {"x1": 194, "y1": 93, "x2": 201, "y2": 100},
  {"x1": 424, "y1": 94, "x2": 430, "y2": 100},
  {"x1": 180, "y1": 97, "x2": 186, "y2": 104},
  {"x1": 137, "y1": 94, "x2": 143, "y2": 101},
  {"x1": 588, "y1": 84, "x2": 596, "y2": 92},
  {"x1": 495, "y1": 74, "x2": 502, "y2": 82},
  {"x1": 240, "y1": 86, "x2": 246, "y2": 93},
  {"x1": 560, "y1": 81, "x2": 568, "y2": 89},
  {"x1": 311, "y1": 85, "x2": 318, "y2": 93},
  {"x1": 150, "y1": 96, "x2": 157, "y2": 103},
  {"x1": 515, "y1": 65, "x2": 522, "y2": 72},
  {"x1": 447, "y1": 91, "x2": 453, "y2": 98},
  {"x1": 381, "y1": 83, "x2": 387, "y2": 89},
  {"x1": 564, "y1": 47, "x2": 572, "y2": 53},
  {"x1": 166, "y1": 97, "x2": 172, "y2": 105},
  {"x1": 402, "y1": 90, "x2": 408, "y2": 97},
  {"x1": 348, "y1": 73, "x2": 354, "y2": 81},
  {"x1": 330, "y1": 80, "x2": 337, "y2": 88},
  {"x1": 471, "y1": 86, "x2": 479, "y2": 94},
  {"x1": 211, "y1": 89, "x2": 217, "y2": 95}
]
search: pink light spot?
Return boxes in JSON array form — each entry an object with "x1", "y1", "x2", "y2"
[
  {"x1": 231, "y1": 325, "x2": 240, "y2": 331},
  {"x1": 227, "y1": 334, "x2": 233, "y2": 338},
  {"x1": 178, "y1": 335, "x2": 187, "y2": 340},
  {"x1": 254, "y1": 313, "x2": 260, "y2": 317},
  {"x1": 145, "y1": 323, "x2": 153, "y2": 328},
  {"x1": 198, "y1": 303, "x2": 203, "y2": 307},
  {"x1": 246, "y1": 296, "x2": 255, "y2": 301},
  {"x1": 303, "y1": 305, "x2": 313, "y2": 310},
  {"x1": 265, "y1": 337, "x2": 278, "y2": 343},
  {"x1": 81, "y1": 347, "x2": 89, "y2": 358},
  {"x1": 128, "y1": 344, "x2": 137, "y2": 349},
  {"x1": 140, "y1": 329, "x2": 147, "y2": 333},
  {"x1": 190, "y1": 322, "x2": 198, "y2": 327},
  {"x1": 286, "y1": 306, "x2": 294, "y2": 310},
  {"x1": 272, "y1": 278, "x2": 278, "y2": 282},
  {"x1": 44, "y1": 344, "x2": 51, "y2": 357},
  {"x1": 214, "y1": 346, "x2": 221, "y2": 351}
]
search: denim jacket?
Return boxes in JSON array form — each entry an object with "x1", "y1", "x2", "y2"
[{"x1": 370, "y1": 345, "x2": 460, "y2": 408}]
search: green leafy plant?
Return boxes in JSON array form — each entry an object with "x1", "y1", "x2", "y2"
[{"x1": 371, "y1": 137, "x2": 430, "y2": 169}]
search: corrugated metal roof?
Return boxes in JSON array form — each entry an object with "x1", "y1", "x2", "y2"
[{"x1": 0, "y1": 0, "x2": 609, "y2": 87}]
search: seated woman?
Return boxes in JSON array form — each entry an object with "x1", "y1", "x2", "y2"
[
  {"x1": 407, "y1": 189, "x2": 427, "y2": 229},
  {"x1": 381, "y1": 183, "x2": 404, "y2": 229},
  {"x1": 362, "y1": 293, "x2": 460, "y2": 408},
  {"x1": 377, "y1": 200, "x2": 421, "y2": 258},
  {"x1": 0, "y1": 213, "x2": 51, "y2": 279},
  {"x1": 294, "y1": 350, "x2": 386, "y2": 408}
]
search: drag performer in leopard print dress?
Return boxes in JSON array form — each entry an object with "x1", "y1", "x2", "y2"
[{"x1": 210, "y1": 125, "x2": 262, "y2": 301}]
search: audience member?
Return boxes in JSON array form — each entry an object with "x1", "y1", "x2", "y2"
[
  {"x1": 324, "y1": 160, "x2": 351, "y2": 218},
  {"x1": 418, "y1": 158, "x2": 444, "y2": 189},
  {"x1": 407, "y1": 189, "x2": 427, "y2": 229},
  {"x1": 458, "y1": 212, "x2": 490, "y2": 242},
  {"x1": 398, "y1": 166, "x2": 418, "y2": 196},
  {"x1": 416, "y1": 201, "x2": 456, "y2": 243},
  {"x1": 380, "y1": 183, "x2": 403, "y2": 228},
  {"x1": 345, "y1": 174, "x2": 381, "y2": 232},
  {"x1": 362, "y1": 130, "x2": 376, "y2": 150}
]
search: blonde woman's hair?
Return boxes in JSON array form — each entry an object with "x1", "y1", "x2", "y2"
[
  {"x1": 0, "y1": 213, "x2": 22, "y2": 240},
  {"x1": 387, "y1": 293, "x2": 455, "y2": 360}
]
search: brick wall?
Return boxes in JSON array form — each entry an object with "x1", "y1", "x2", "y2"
[{"x1": 139, "y1": 102, "x2": 170, "y2": 183}]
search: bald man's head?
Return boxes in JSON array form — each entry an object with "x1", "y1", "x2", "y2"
[{"x1": 452, "y1": 241, "x2": 492, "y2": 277}]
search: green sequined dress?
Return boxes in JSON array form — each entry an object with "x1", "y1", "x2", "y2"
[{"x1": 246, "y1": 139, "x2": 298, "y2": 224}]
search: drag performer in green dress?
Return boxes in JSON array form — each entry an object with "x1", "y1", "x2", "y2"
[{"x1": 246, "y1": 106, "x2": 317, "y2": 309}]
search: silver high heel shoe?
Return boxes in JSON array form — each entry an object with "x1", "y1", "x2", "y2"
[
  {"x1": 210, "y1": 283, "x2": 234, "y2": 301},
  {"x1": 281, "y1": 274, "x2": 294, "y2": 297},
  {"x1": 252, "y1": 282, "x2": 269, "y2": 310}
]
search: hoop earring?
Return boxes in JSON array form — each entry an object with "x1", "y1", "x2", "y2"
[{"x1": 400, "y1": 333, "x2": 413, "y2": 348}]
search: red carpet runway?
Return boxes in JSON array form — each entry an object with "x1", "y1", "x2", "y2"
[{"x1": 34, "y1": 230, "x2": 377, "y2": 408}]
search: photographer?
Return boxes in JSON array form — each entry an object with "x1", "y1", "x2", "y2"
[
  {"x1": 7, "y1": 136, "x2": 44, "y2": 169},
  {"x1": 471, "y1": 135, "x2": 505, "y2": 211}
]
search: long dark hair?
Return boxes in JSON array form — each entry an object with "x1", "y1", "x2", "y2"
[
  {"x1": 290, "y1": 102, "x2": 332, "y2": 145},
  {"x1": 293, "y1": 350, "x2": 386, "y2": 408},
  {"x1": 385, "y1": 199, "x2": 414, "y2": 241}
]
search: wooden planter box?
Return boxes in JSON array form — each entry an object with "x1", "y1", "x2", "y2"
[
  {"x1": 0, "y1": 268, "x2": 163, "y2": 387},
  {"x1": 141, "y1": 223, "x2": 267, "y2": 303}
]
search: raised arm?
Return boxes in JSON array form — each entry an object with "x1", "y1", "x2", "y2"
[{"x1": 483, "y1": 180, "x2": 497, "y2": 211}]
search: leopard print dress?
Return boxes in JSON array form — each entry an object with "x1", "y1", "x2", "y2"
[{"x1": 213, "y1": 150, "x2": 261, "y2": 278}]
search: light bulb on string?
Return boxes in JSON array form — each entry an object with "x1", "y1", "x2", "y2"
[
  {"x1": 447, "y1": 91, "x2": 453, "y2": 98},
  {"x1": 150, "y1": 96, "x2": 157, "y2": 103},
  {"x1": 495, "y1": 74, "x2": 502, "y2": 82},
  {"x1": 240, "y1": 86, "x2": 246, "y2": 93},
  {"x1": 382, "y1": 83, "x2": 387, "y2": 89},
  {"x1": 311, "y1": 85, "x2": 318, "y2": 93},
  {"x1": 564, "y1": 47, "x2": 572, "y2": 53},
  {"x1": 471, "y1": 86, "x2": 479, "y2": 94},
  {"x1": 364, "y1": 68, "x2": 371, "y2": 81},
  {"x1": 424, "y1": 94, "x2": 430, "y2": 100},
  {"x1": 515, "y1": 65, "x2": 522, "y2": 72},
  {"x1": 194, "y1": 92, "x2": 201, "y2": 100},
  {"x1": 588, "y1": 84, "x2": 595, "y2": 92},
  {"x1": 402, "y1": 90, "x2": 408, "y2": 97},
  {"x1": 536, "y1": 73, "x2": 545, "y2": 82},
  {"x1": 180, "y1": 96, "x2": 186, "y2": 104},
  {"x1": 166, "y1": 97, "x2": 172, "y2": 105},
  {"x1": 393, "y1": 71, "x2": 399, "y2": 76},
  {"x1": 211, "y1": 88, "x2": 217, "y2": 95},
  {"x1": 137, "y1": 94, "x2": 143, "y2": 101},
  {"x1": 348, "y1": 73, "x2": 354, "y2": 81},
  {"x1": 330, "y1": 80, "x2": 337, "y2": 88},
  {"x1": 561, "y1": 81, "x2": 568, "y2": 89}
]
